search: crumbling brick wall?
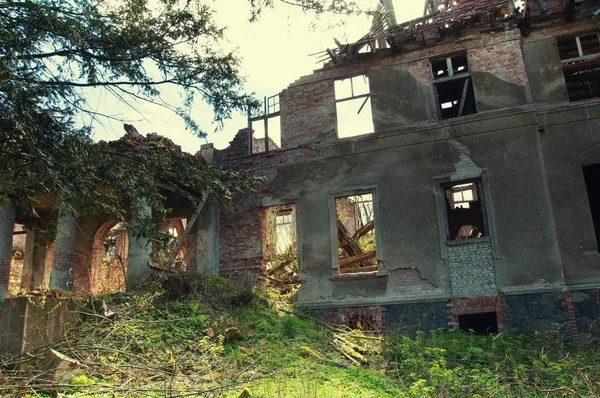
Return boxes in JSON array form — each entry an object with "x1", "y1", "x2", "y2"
[{"x1": 280, "y1": 79, "x2": 336, "y2": 149}]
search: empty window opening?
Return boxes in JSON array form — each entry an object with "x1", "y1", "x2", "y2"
[
  {"x1": 557, "y1": 33, "x2": 600, "y2": 102},
  {"x1": 152, "y1": 218, "x2": 187, "y2": 272},
  {"x1": 444, "y1": 181, "x2": 487, "y2": 240},
  {"x1": 98, "y1": 223, "x2": 127, "y2": 294},
  {"x1": 249, "y1": 94, "x2": 281, "y2": 154},
  {"x1": 458, "y1": 312, "x2": 498, "y2": 334},
  {"x1": 252, "y1": 117, "x2": 281, "y2": 153},
  {"x1": 265, "y1": 205, "x2": 298, "y2": 289},
  {"x1": 335, "y1": 75, "x2": 374, "y2": 138},
  {"x1": 335, "y1": 193, "x2": 377, "y2": 274},
  {"x1": 432, "y1": 54, "x2": 477, "y2": 119},
  {"x1": 583, "y1": 164, "x2": 600, "y2": 252}
]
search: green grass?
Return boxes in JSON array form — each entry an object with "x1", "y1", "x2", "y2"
[{"x1": 1, "y1": 275, "x2": 599, "y2": 397}]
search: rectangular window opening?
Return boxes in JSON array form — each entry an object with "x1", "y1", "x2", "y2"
[
  {"x1": 444, "y1": 181, "x2": 487, "y2": 240},
  {"x1": 583, "y1": 164, "x2": 600, "y2": 252},
  {"x1": 432, "y1": 53, "x2": 477, "y2": 119},
  {"x1": 335, "y1": 75, "x2": 374, "y2": 138},
  {"x1": 335, "y1": 193, "x2": 377, "y2": 274},
  {"x1": 265, "y1": 205, "x2": 298, "y2": 282},
  {"x1": 250, "y1": 94, "x2": 281, "y2": 154},
  {"x1": 252, "y1": 117, "x2": 281, "y2": 153},
  {"x1": 558, "y1": 33, "x2": 600, "y2": 102},
  {"x1": 458, "y1": 312, "x2": 498, "y2": 334}
]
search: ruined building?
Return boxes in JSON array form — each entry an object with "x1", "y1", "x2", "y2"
[
  {"x1": 212, "y1": 0, "x2": 600, "y2": 338},
  {"x1": 2, "y1": 0, "x2": 600, "y2": 345}
]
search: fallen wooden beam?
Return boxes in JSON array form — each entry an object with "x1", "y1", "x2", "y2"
[
  {"x1": 338, "y1": 250, "x2": 377, "y2": 270},
  {"x1": 352, "y1": 220, "x2": 374, "y2": 241},
  {"x1": 267, "y1": 256, "x2": 296, "y2": 276},
  {"x1": 337, "y1": 220, "x2": 364, "y2": 258}
]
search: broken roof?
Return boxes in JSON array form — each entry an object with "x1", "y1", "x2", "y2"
[{"x1": 319, "y1": 0, "x2": 514, "y2": 65}]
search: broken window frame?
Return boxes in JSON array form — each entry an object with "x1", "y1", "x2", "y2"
[
  {"x1": 248, "y1": 93, "x2": 281, "y2": 154},
  {"x1": 329, "y1": 187, "x2": 381, "y2": 275},
  {"x1": 557, "y1": 33, "x2": 600, "y2": 102},
  {"x1": 431, "y1": 53, "x2": 478, "y2": 120},
  {"x1": 442, "y1": 179, "x2": 489, "y2": 241},
  {"x1": 334, "y1": 75, "x2": 375, "y2": 138}
]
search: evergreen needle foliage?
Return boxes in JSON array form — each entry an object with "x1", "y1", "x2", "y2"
[{"x1": 0, "y1": 0, "x2": 366, "y2": 241}]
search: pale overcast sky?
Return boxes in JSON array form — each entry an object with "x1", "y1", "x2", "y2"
[{"x1": 88, "y1": 0, "x2": 424, "y2": 152}]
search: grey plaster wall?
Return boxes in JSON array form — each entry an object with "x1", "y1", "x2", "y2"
[
  {"x1": 449, "y1": 112, "x2": 565, "y2": 289},
  {"x1": 522, "y1": 38, "x2": 569, "y2": 104},
  {"x1": 127, "y1": 200, "x2": 152, "y2": 288},
  {"x1": 471, "y1": 71, "x2": 529, "y2": 111},
  {"x1": 50, "y1": 209, "x2": 77, "y2": 291},
  {"x1": 195, "y1": 202, "x2": 219, "y2": 276},
  {"x1": 538, "y1": 104, "x2": 600, "y2": 285},
  {"x1": 369, "y1": 66, "x2": 436, "y2": 131},
  {"x1": 0, "y1": 297, "x2": 80, "y2": 355},
  {"x1": 259, "y1": 107, "x2": 569, "y2": 308}
]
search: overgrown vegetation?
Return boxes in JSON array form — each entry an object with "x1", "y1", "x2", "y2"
[{"x1": 1, "y1": 276, "x2": 599, "y2": 397}]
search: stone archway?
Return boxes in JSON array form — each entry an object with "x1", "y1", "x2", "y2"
[{"x1": 90, "y1": 221, "x2": 128, "y2": 294}]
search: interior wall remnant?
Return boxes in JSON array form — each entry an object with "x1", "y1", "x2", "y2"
[
  {"x1": 369, "y1": 64, "x2": 437, "y2": 130},
  {"x1": 471, "y1": 71, "x2": 529, "y2": 111},
  {"x1": 522, "y1": 38, "x2": 569, "y2": 104},
  {"x1": 195, "y1": 202, "x2": 219, "y2": 276},
  {"x1": 469, "y1": 40, "x2": 530, "y2": 110}
]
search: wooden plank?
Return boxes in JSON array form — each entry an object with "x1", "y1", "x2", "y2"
[
  {"x1": 267, "y1": 256, "x2": 295, "y2": 276},
  {"x1": 457, "y1": 77, "x2": 470, "y2": 117},
  {"x1": 338, "y1": 250, "x2": 377, "y2": 270},
  {"x1": 165, "y1": 191, "x2": 208, "y2": 270},
  {"x1": 352, "y1": 220, "x2": 374, "y2": 240},
  {"x1": 337, "y1": 220, "x2": 362, "y2": 257}
]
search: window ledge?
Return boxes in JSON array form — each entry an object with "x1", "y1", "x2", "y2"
[
  {"x1": 329, "y1": 269, "x2": 388, "y2": 281},
  {"x1": 447, "y1": 236, "x2": 491, "y2": 247}
]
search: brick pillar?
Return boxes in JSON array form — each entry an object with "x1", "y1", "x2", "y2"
[
  {"x1": 127, "y1": 199, "x2": 152, "y2": 288},
  {"x1": 50, "y1": 209, "x2": 77, "y2": 291},
  {"x1": 0, "y1": 200, "x2": 16, "y2": 301}
]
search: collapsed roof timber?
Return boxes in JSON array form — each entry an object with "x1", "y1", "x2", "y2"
[{"x1": 2, "y1": 0, "x2": 600, "y2": 352}]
